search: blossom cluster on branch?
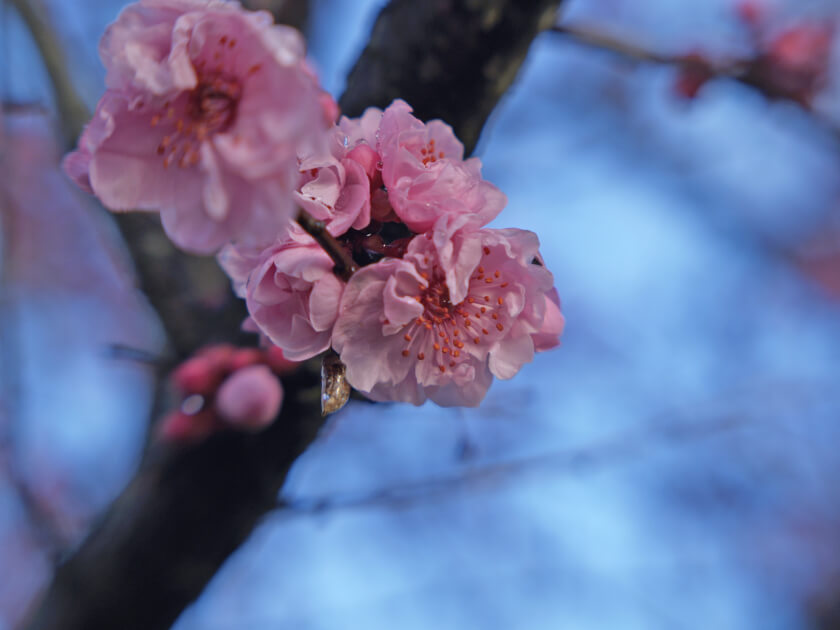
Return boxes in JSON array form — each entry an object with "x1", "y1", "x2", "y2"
[
  {"x1": 674, "y1": 1, "x2": 835, "y2": 106},
  {"x1": 66, "y1": 0, "x2": 564, "y2": 410}
]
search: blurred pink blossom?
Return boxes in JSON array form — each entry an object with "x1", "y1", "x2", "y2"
[
  {"x1": 215, "y1": 364, "x2": 284, "y2": 429},
  {"x1": 64, "y1": 0, "x2": 334, "y2": 253}
]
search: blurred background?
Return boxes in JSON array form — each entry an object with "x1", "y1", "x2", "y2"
[{"x1": 3, "y1": 0, "x2": 840, "y2": 628}]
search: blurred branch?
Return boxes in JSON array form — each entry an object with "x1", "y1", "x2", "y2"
[
  {"x1": 0, "y1": 189, "x2": 65, "y2": 558},
  {"x1": 551, "y1": 22, "x2": 840, "y2": 124},
  {"x1": 282, "y1": 411, "x2": 747, "y2": 516},
  {"x1": 25, "y1": 365, "x2": 326, "y2": 630},
  {"x1": 22, "y1": 1, "x2": 563, "y2": 629},
  {"x1": 110, "y1": 212, "x2": 249, "y2": 361},
  {"x1": 551, "y1": 23, "x2": 748, "y2": 76},
  {"x1": 7, "y1": 0, "x2": 89, "y2": 148}
]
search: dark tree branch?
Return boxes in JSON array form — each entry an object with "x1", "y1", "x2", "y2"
[
  {"x1": 21, "y1": 0, "x2": 564, "y2": 628},
  {"x1": 111, "y1": 213, "x2": 249, "y2": 361},
  {"x1": 341, "y1": 0, "x2": 562, "y2": 155},
  {"x1": 25, "y1": 365, "x2": 325, "y2": 630},
  {"x1": 296, "y1": 210, "x2": 358, "y2": 281}
]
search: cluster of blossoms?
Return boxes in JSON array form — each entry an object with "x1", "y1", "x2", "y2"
[
  {"x1": 160, "y1": 344, "x2": 296, "y2": 440},
  {"x1": 67, "y1": 0, "x2": 564, "y2": 409}
]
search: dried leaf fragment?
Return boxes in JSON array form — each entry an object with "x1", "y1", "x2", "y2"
[{"x1": 321, "y1": 351, "x2": 350, "y2": 416}]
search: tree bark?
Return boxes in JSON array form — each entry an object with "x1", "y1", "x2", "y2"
[
  {"x1": 23, "y1": 1, "x2": 561, "y2": 628},
  {"x1": 341, "y1": 0, "x2": 561, "y2": 154}
]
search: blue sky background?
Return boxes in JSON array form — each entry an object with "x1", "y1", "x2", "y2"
[{"x1": 3, "y1": 0, "x2": 840, "y2": 628}]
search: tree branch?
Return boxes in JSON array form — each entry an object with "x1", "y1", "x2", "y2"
[
  {"x1": 551, "y1": 22, "x2": 838, "y2": 115},
  {"x1": 21, "y1": 0, "x2": 564, "y2": 628},
  {"x1": 296, "y1": 210, "x2": 357, "y2": 281},
  {"x1": 25, "y1": 365, "x2": 325, "y2": 630},
  {"x1": 7, "y1": 0, "x2": 90, "y2": 148},
  {"x1": 551, "y1": 23, "x2": 747, "y2": 74}
]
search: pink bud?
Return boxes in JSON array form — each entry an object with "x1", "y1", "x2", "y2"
[
  {"x1": 171, "y1": 357, "x2": 225, "y2": 396},
  {"x1": 197, "y1": 344, "x2": 236, "y2": 369},
  {"x1": 215, "y1": 365, "x2": 284, "y2": 430},
  {"x1": 264, "y1": 345, "x2": 300, "y2": 375},
  {"x1": 736, "y1": 1, "x2": 763, "y2": 27},
  {"x1": 346, "y1": 144, "x2": 380, "y2": 181},
  {"x1": 673, "y1": 56, "x2": 714, "y2": 100},
  {"x1": 157, "y1": 409, "x2": 220, "y2": 442},
  {"x1": 229, "y1": 347, "x2": 263, "y2": 371}
]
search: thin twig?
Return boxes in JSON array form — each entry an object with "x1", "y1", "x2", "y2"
[
  {"x1": 550, "y1": 23, "x2": 748, "y2": 76},
  {"x1": 280, "y1": 412, "x2": 748, "y2": 516},
  {"x1": 296, "y1": 209, "x2": 357, "y2": 281},
  {"x1": 7, "y1": 0, "x2": 89, "y2": 147},
  {"x1": 550, "y1": 21, "x2": 840, "y2": 142}
]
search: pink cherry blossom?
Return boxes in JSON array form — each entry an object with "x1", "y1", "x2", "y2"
[
  {"x1": 219, "y1": 227, "x2": 344, "y2": 361},
  {"x1": 216, "y1": 364, "x2": 284, "y2": 429},
  {"x1": 338, "y1": 107, "x2": 382, "y2": 149},
  {"x1": 64, "y1": 0, "x2": 333, "y2": 253},
  {"x1": 294, "y1": 127, "x2": 371, "y2": 236},
  {"x1": 331, "y1": 226, "x2": 561, "y2": 406},
  {"x1": 377, "y1": 100, "x2": 507, "y2": 234}
]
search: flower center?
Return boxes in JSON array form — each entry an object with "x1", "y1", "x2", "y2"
[
  {"x1": 187, "y1": 74, "x2": 241, "y2": 136},
  {"x1": 151, "y1": 73, "x2": 242, "y2": 169},
  {"x1": 400, "y1": 251, "x2": 508, "y2": 374},
  {"x1": 419, "y1": 138, "x2": 445, "y2": 167},
  {"x1": 149, "y1": 29, "x2": 253, "y2": 170}
]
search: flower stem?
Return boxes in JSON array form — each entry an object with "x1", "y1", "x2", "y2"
[
  {"x1": 7, "y1": 0, "x2": 90, "y2": 147},
  {"x1": 295, "y1": 209, "x2": 357, "y2": 281}
]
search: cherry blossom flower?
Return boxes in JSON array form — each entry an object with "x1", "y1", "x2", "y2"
[
  {"x1": 377, "y1": 100, "x2": 507, "y2": 234},
  {"x1": 294, "y1": 127, "x2": 371, "y2": 237},
  {"x1": 64, "y1": 0, "x2": 333, "y2": 253},
  {"x1": 219, "y1": 227, "x2": 344, "y2": 361},
  {"x1": 332, "y1": 225, "x2": 562, "y2": 406}
]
